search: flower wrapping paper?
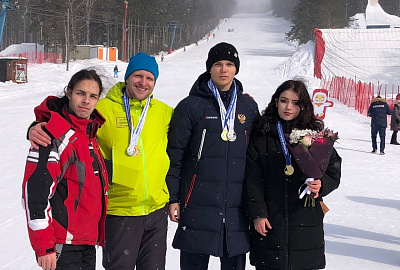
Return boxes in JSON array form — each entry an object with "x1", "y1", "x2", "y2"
[{"x1": 284, "y1": 134, "x2": 335, "y2": 179}]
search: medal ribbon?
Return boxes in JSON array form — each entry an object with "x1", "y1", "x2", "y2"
[
  {"x1": 207, "y1": 79, "x2": 237, "y2": 133},
  {"x1": 277, "y1": 121, "x2": 292, "y2": 167},
  {"x1": 123, "y1": 91, "x2": 150, "y2": 152}
]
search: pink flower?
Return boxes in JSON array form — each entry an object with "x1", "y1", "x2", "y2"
[{"x1": 300, "y1": 135, "x2": 313, "y2": 147}]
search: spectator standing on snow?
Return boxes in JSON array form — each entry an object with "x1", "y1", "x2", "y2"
[
  {"x1": 23, "y1": 69, "x2": 108, "y2": 270},
  {"x1": 367, "y1": 95, "x2": 392, "y2": 154},
  {"x1": 113, "y1": 65, "x2": 118, "y2": 77},
  {"x1": 167, "y1": 42, "x2": 259, "y2": 270},
  {"x1": 28, "y1": 53, "x2": 174, "y2": 270},
  {"x1": 390, "y1": 94, "x2": 400, "y2": 145}
]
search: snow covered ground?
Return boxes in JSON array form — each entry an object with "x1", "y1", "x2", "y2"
[{"x1": 1, "y1": 11, "x2": 400, "y2": 270}]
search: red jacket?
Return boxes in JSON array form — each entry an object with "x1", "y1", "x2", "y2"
[{"x1": 22, "y1": 96, "x2": 108, "y2": 257}]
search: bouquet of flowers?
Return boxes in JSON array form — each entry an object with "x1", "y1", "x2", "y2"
[{"x1": 285, "y1": 128, "x2": 339, "y2": 207}]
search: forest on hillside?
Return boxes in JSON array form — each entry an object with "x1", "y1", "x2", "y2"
[
  {"x1": 1, "y1": 0, "x2": 237, "y2": 59},
  {"x1": 1, "y1": 0, "x2": 398, "y2": 59},
  {"x1": 270, "y1": 0, "x2": 400, "y2": 44}
]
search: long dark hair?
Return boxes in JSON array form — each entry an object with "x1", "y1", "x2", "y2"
[
  {"x1": 256, "y1": 80, "x2": 323, "y2": 133},
  {"x1": 48, "y1": 69, "x2": 103, "y2": 112}
]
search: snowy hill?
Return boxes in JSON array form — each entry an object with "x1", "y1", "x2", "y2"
[
  {"x1": 1, "y1": 12, "x2": 400, "y2": 270},
  {"x1": 0, "y1": 43, "x2": 44, "y2": 56},
  {"x1": 366, "y1": 0, "x2": 400, "y2": 27}
]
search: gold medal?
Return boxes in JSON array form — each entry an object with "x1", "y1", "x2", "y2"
[
  {"x1": 133, "y1": 145, "x2": 140, "y2": 156},
  {"x1": 284, "y1": 164, "x2": 294, "y2": 176},
  {"x1": 221, "y1": 129, "x2": 228, "y2": 141},
  {"x1": 127, "y1": 145, "x2": 140, "y2": 156}
]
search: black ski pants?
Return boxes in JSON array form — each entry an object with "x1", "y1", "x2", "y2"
[
  {"x1": 52, "y1": 244, "x2": 96, "y2": 270},
  {"x1": 179, "y1": 227, "x2": 246, "y2": 270},
  {"x1": 102, "y1": 204, "x2": 168, "y2": 270}
]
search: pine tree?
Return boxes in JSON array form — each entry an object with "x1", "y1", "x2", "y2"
[{"x1": 287, "y1": 0, "x2": 350, "y2": 45}]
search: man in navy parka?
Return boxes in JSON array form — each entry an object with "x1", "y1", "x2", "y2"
[
  {"x1": 367, "y1": 95, "x2": 392, "y2": 154},
  {"x1": 166, "y1": 42, "x2": 259, "y2": 270}
]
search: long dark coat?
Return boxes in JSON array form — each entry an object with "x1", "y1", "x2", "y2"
[
  {"x1": 390, "y1": 102, "x2": 400, "y2": 131},
  {"x1": 244, "y1": 122, "x2": 341, "y2": 270},
  {"x1": 166, "y1": 72, "x2": 259, "y2": 257}
]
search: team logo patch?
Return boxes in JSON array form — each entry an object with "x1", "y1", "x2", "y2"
[
  {"x1": 116, "y1": 117, "x2": 133, "y2": 128},
  {"x1": 238, "y1": 114, "x2": 246, "y2": 124}
]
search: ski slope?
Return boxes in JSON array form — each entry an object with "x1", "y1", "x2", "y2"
[{"x1": 1, "y1": 11, "x2": 399, "y2": 270}]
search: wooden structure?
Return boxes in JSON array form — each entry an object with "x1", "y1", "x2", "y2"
[
  {"x1": 75, "y1": 45, "x2": 118, "y2": 61},
  {"x1": 0, "y1": 57, "x2": 28, "y2": 83}
]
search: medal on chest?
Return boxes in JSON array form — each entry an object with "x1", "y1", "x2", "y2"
[
  {"x1": 123, "y1": 92, "x2": 150, "y2": 157},
  {"x1": 277, "y1": 121, "x2": 295, "y2": 176},
  {"x1": 208, "y1": 79, "x2": 237, "y2": 142},
  {"x1": 284, "y1": 164, "x2": 294, "y2": 176}
]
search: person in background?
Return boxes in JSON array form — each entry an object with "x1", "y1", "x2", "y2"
[
  {"x1": 167, "y1": 42, "x2": 259, "y2": 270},
  {"x1": 390, "y1": 94, "x2": 400, "y2": 145},
  {"x1": 28, "y1": 52, "x2": 174, "y2": 270},
  {"x1": 113, "y1": 65, "x2": 118, "y2": 78},
  {"x1": 243, "y1": 80, "x2": 341, "y2": 270},
  {"x1": 367, "y1": 95, "x2": 392, "y2": 154},
  {"x1": 22, "y1": 69, "x2": 108, "y2": 270}
]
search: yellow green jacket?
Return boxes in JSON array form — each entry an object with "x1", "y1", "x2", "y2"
[{"x1": 96, "y1": 82, "x2": 173, "y2": 216}]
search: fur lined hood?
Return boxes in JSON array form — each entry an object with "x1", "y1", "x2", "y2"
[{"x1": 371, "y1": 96, "x2": 387, "y2": 104}]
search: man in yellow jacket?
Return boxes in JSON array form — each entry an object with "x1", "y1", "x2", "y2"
[{"x1": 28, "y1": 52, "x2": 173, "y2": 270}]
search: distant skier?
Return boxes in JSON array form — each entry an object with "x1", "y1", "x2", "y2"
[
  {"x1": 161, "y1": 54, "x2": 164, "y2": 62},
  {"x1": 113, "y1": 65, "x2": 118, "y2": 78},
  {"x1": 183, "y1": 46, "x2": 186, "y2": 52}
]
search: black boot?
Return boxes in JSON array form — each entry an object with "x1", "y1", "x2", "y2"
[{"x1": 390, "y1": 132, "x2": 399, "y2": 145}]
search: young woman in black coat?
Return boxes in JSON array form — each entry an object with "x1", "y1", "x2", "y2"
[{"x1": 244, "y1": 80, "x2": 342, "y2": 270}]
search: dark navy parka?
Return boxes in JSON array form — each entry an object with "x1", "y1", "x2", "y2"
[
  {"x1": 166, "y1": 72, "x2": 259, "y2": 257},
  {"x1": 367, "y1": 97, "x2": 392, "y2": 128}
]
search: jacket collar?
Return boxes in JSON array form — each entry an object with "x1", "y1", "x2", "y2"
[
  {"x1": 189, "y1": 71, "x2": 244, "y2": 99},
  {"x1": 34, "y1": 96, "x2": 105, "y2": 139}
]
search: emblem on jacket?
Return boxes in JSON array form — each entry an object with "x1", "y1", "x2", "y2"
[
  {"x1": 238, "y1": 114, "x2": 246, "y2": 124},
  {"x1": 116, "y1": 117, "x2": 133, "y2": 128}
]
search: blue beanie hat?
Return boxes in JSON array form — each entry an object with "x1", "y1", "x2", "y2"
[{"x1": 124, "y1": 52, "x2": 159, "y2": 82}]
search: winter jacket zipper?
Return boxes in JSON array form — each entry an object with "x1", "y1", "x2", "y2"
[
  {"x1": 184, "y1": 128, "x2": 206, "y2": 209},
  {"x1": 136, "y1": 102, "x2": 149, "y2": 215},
  {"x1": 92, "y1": 142, "x2": 107, "y2": 246}
]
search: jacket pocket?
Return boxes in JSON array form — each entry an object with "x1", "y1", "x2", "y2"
[{"x1": 184, "y1": 174, "x2": 197, "y2": 208}]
